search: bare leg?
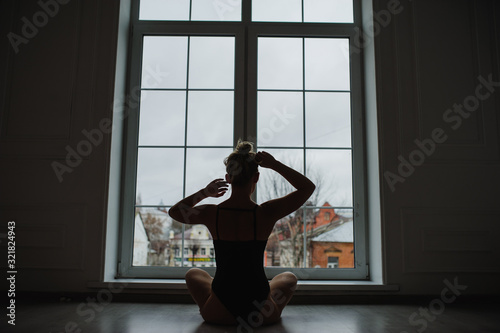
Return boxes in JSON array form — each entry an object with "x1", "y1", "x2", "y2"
[
  {"x1": 185, "y1": 268, "x2": 236, "y2": 325},
  {"x1": 185, "y1": 269, "x2": 297, "y2": 326},
  {"x1": 185, "y1": 268, "x2": 212, "y2": 308},
  {"x1": 269, "y1": 272, "x2": 298, "y2": 315}
]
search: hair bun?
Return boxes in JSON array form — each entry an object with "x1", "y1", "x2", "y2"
[
  {"x1": 235, "y1": 140, "x2": 254, "y2": 154},
  {"x1": 224, "y1": 140, "x2": 258, "y2": 186}
]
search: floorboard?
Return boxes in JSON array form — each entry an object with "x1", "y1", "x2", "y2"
[{"x1": 3, "y1": 301, "x2": 499, "y2": 333}]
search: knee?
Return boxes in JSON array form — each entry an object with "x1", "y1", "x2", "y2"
[
  {"x1": 185, "y1": 267, "x2": 204, "y2": 282},
  {"x1": 286, "y1": 272, "x2": 298, "y2": 283},
  {"x1": 280, "y1": 272, "x2": 298, "y2": 290}
]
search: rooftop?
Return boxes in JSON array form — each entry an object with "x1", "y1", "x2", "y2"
[{"x1": 312, "y1": 220, "x2": 353, "y2": 243}]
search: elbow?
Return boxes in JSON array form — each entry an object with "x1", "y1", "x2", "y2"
[
  {"x1": 168, "y1": 208, "x2": 179, "y2": 221},
  {"x1": 308, "y1": 182, "x2": 316, "y2": 197},
  {"x1": 299, "y1": 181, "x2": 315, "y2": 198}
]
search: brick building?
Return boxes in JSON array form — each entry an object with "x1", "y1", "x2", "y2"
[
  {"x1": 310, "y1": 220, "x2": 354, "y2": 268},
  {"x1": 265, "y1": 202, "x2": 354, "y2": 268}
]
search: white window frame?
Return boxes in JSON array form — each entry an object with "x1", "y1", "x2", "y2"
[{"x1": 117, "y1": 0, "x2": 368, "y2": 280}]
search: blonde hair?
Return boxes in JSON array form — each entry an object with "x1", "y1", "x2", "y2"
[{"x1": 224, "y1": 140, "x2": 258, "y2": 187}]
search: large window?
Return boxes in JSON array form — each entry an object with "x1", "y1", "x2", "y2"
[{"x1": 119, "y1": 0, "x2": 367, "y2": 279}]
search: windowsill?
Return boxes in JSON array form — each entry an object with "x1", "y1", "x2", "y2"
[{"x1": 88, "y1": 279, "x2": 399, "y2": 294}]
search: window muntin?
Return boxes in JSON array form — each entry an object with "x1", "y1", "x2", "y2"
[
  {"x1": 305, "y1": 92, "x2": 351, "y2": 148},
  {"x1": 184, "y1": 148, "x2": 233, "y2": 204},
  {"x1": 303, "y1": 0, "x2": 354, "y2": 23},
  {"x1": 252, "y1": 0, "x2": 354, "y2": 23},
  {"x1": 141, "y1": 36, "x2": 188, "y2": 88},
  {"x1": 138, "y1": 91, "x2": 186, "y2": 145},
  {"x1": 135, "y1": 35, "x2": 235, "y2": 208},
  {"x1": 136, "y1": 147, "x2": 184, "y2": 206},
  {"x1": 256, "y1": 36, "x2": 354, "y2": 269},
  {"x1": 188, "y1": 37, "x2": 235, "y2": 89},
  {"x1": 121, "y1": 0, "x2": 366, "y2": 279},
  {"x1": 133, "y1": 35, "x2": 235, "y2": 271},
  {"x1": 139, "y1": 0, "x2": 354, "y2": 23},
  {"x1": 139, "y1": 0, "x2": 243, "y2": 21},
  {"x1": 257, "y1": 92, "x2": 304, "y2": 146}
]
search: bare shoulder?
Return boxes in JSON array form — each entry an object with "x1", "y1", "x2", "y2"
[
  {"x1": 259, "y1": 199, "x2": 286, "y2": 222},
  {"x1": 197, "y1": 204, "x2": 217, "y2": 225},
  {"x1": 173, "y1": 204, "x2": 217, "y2": 226},
  {"x1": 256, "y1": 203, "x2": 279, "y2": 236}
]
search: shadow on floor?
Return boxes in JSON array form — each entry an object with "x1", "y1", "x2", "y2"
[{"x1": 192, "y1": 318, "x2": 287, "y2": 333}]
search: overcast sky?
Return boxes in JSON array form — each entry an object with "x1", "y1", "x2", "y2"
[
  {"x1": 139, "y1": 0, "x2": 353, "y2": 23},
  {"x1": 135, "y1": 1, "x2": 354, "y2": 210}
]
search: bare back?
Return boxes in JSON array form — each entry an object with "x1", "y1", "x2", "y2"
[{"x1": 205, "y1": 202, "x2": 276, "y2": 242}]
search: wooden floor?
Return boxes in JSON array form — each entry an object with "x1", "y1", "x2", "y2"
[{"x1": 4, "y1": 300, "x2": 500, "y2": 333}]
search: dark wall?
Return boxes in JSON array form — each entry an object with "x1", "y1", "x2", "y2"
[
  {"x1": 0, "y1": 0, "x2": 120, "y2": 291},
  {"x1": 0, "y1": 0, "x2": 499, "y2": 295},
  {"x1": 373, "y1": 0, "x2": 500, "y2": 294}
]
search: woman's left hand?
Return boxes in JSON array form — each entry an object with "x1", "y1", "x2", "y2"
[{"x1": 203, "y1": 179, "x2": 229, "y2": 198}]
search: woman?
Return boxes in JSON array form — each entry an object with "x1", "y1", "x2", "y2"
[{"x1": 168, "y1": 141, "x2": 315, "y2": 327}]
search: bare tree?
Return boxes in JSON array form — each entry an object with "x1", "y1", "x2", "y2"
[
  {"x1": 141, "y1": 211, "x2": 166, "y2": 265},
  {"x1": 258, "y1": 158, "x2": 333, "y2": 267},
  {"x1": 157, "y1": 207, "x2": 183, "y2": 235},
  {"x1": 143, "y1": 211, "x2": 163, "y2": 237},
  {"x1": 259, "y1": 158, "x2": 335, "y2": 207},
  {"x1": 189, "y1": 241, "x2": 200, "y2": 267}
]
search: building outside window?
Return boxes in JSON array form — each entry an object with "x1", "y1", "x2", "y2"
[{"x1": 327, "y1": 256, "x2": 339, "y2": 268}]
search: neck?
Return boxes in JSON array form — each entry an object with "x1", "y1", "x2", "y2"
[{"x1": 228, "y1": 184, "x2": 253, "y2": 202}]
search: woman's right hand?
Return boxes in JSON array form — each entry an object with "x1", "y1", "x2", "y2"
[{"x1": 255, "y1": 151, "x2": 277, "y2": 169}]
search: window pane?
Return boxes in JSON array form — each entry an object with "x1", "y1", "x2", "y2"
[
  {"x1": 252, "y1": 0, "x2": 302, "y2": 22},
  {"x1": 133, "y1": 208, "x2": 172, "y2": 266},
  {"x1": 139, "y1": 91, "x2": 186, "y2": 146},
  {"x1": 257, "y1": 149, "x2": 304, "y2": 204},
  {"x1": 136, "y1": 148, "x2": 184, "y2": 205},
  {"x1": 188, "y1": 37, "x2": 235, "y2": 89},
  {"x1": 168, "y1": 220, "x2": 187, "y2": 267},
  {"x1": 257, "y1": 92, "x2": 303, "y2": 147},
  {"x1": 174, "y1": 225, "x2": 216, "y2": 267},
  {"x1": 308, "y1": 208, "x2": 354, "y2": 268},
  {"x1": 265, "y1": 209, "x2": 306, "y2": 268},
  {"x1": 142, "y1": 36, "x2": 188, "y2": 89},
  {"x1": 306, "y1": 149, "x2": 352, "y2": 206},
  {"x1": 304, "y1": 0, "x2": 354, "y2": 23},
  {"x1": 185, "y1": 148, "x2": 233, "y2": 205},
  {"x1": 258, "y1": 38, "x2": 303, "y2": 90},
  {"x1": 305, "y1": 38, "x2": 350, "y2": 90},
  {"x1": 139, "y1": 0, "x2": 190, "y2": 21},
  {"x1": 187, "y1": 91, "x2": 234, "y2": 146},
  {"x1": 305, "y1": 92, "x2": 351, "y2": 148},
  {"x1": 264, "y1": 206, "x2": 354, "y2": 269},
  {"x1": 192, "y1": 0, "x2": 242, "y2": 21}
]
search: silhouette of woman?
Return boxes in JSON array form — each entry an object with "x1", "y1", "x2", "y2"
[{"x1": 169, "y1": 140, "x2": 315, "y2": 327}]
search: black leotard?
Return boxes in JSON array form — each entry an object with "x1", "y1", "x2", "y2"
[{"x1": 211, "y1": 204, "x2": 270, "y2": 322}]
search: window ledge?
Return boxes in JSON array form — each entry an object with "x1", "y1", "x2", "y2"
[{"x1": 88, "y1": 279, "x2": 399, "y2": 294}]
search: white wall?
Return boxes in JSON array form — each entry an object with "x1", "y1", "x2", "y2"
[{"x1": 0, "y1": 0, "x2": 498, "y2": 295}]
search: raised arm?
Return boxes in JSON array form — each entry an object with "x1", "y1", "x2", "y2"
[
  {"x1": 257, "y1": 151, "x2": 316, "y2": 221},
  {"x1": 168, "y1": 179, "x2": 228, "y2": 224}
]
